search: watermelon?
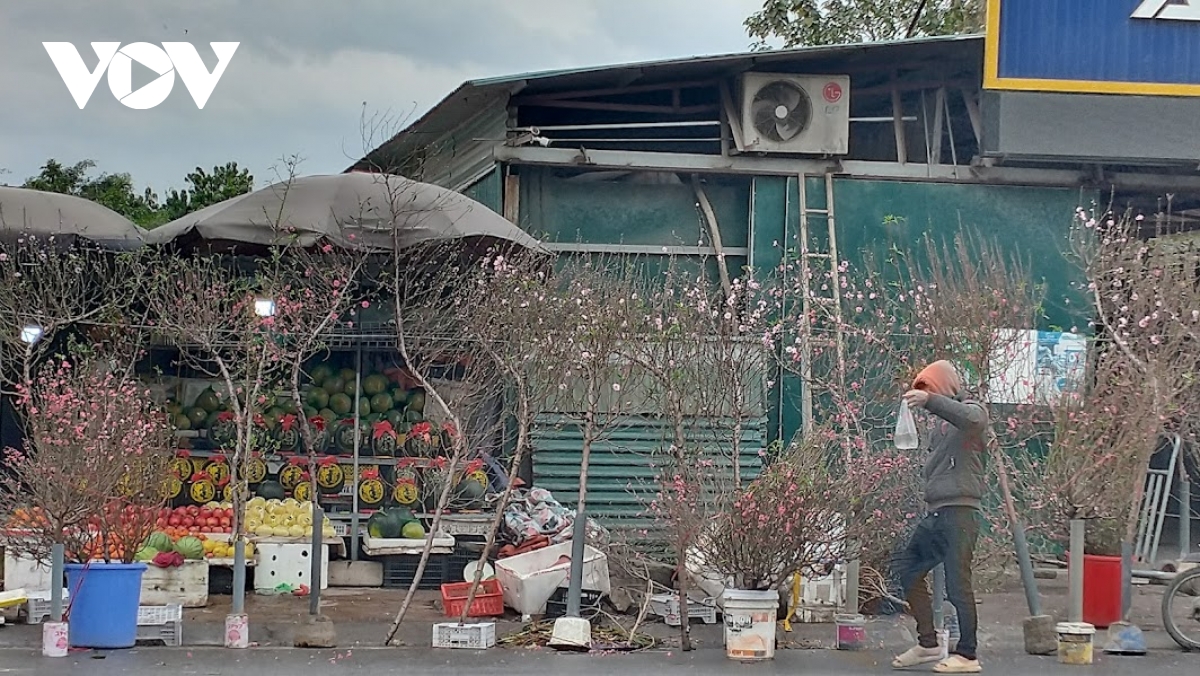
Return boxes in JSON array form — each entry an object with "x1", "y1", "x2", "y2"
[
  {"x1": 401, "y1": 521, "x2": 425, "y2": 539},
  {"x1": 385, "y1": 409, "x2": 405, "y2": 428},
  {"x1": 174, "y1": 536, "x2": 204, "y2": 560},
  {"x1": 338, "y1": 368, "x2": 357, "y2": 384},
  {"x1": 309, "y1": 364, "x2": 334, "y2": 387},
  {"x1": 306, "y1": 388, "x2": 330, "y2": 410},
  {"x1": 186, "y1": 407, "x2": 208, "y2": 428},
  {"x1": 145, "y1": 531, "x2": 173, "y2": 553},
  {"x1": 455, "y1": 477, "x2": 487, "y2": 509},
  {"x1": 134, "y1": 546, "x2": 159, "y2": 562},
  {"x1": 370, "y1": 393, "x2": 393, "y2": 414},
  {"x1": 173, "y1": 414, "x2": 192, "y2": 430},
  {"x1": 318, "y1": 408, "x2": 337, "y2": 422},
  {"x1": 387, "y1": 506, "x2": 415, "y2": 525},
  {"x1": 329, "y1": 393, "x2": 352, "y2": 415},
  {"x1": 196, "y1": 387, "x2": 221, "y2": 413},
  {"x1": 407, "y1": 390, "x2": 426, "y2": 413},
  {"x1": 391, "y1": 388, "x2": 408, "y2": 406},
  {"x1": 367, "y1": 511, "x2": 402, "y2": 539},
  {"x1": 363, "y1": 374, "x2": 389, "y2": 396},
  {"x1": 323, "y1": 377, "x2": 346, "y2": 396},
  {"x1": 257, "y1": 480, "x2": 286, "y2": 500}
]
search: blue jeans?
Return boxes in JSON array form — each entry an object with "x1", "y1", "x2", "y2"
[{"x1": 892, "y1": 507, "x2": 980, "y2": 660}]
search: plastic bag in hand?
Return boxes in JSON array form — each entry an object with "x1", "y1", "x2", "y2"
[{"x1": 894, "y1": 400, "x2": 918, "y2": 450}]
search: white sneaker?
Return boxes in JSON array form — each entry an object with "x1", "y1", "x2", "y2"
[
  {"x1": 892, "y1": 645, "x2": 943, "y2": 669},
  {"x1": 933, "y1": 655, "x2": 982, "y2": 673}
]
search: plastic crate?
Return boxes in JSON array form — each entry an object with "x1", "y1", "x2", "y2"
[
  {"x1": 380, "y1": 553, "x2": 458, "y2": 590},
  {"x1": 21, "y1": 591, "x2": 69, "y2": 625},
  {"x1": 432, "y1": 621, "x2": 496, "y2": 649},
  {"x1": 649, "y1": 593, "x2": 719, "y2": 626},
  {"x1": 440, "y1": 579, "x2": 504, "y2": 618},
  {"x1": 136, "y1": 604, "x2": 183, "y2": 647},
  {"x1": 545, "y1": 586, "x2": 603, "y2": 620}
]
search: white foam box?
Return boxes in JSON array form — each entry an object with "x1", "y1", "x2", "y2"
[
  {"x1": 3, "y1": 550, "x2": 53, "y2": 593},
  {"x1": 255, "y1": 543, "x2": 329, "y2": 592},
  {"x1": 361, "y1": 533, "x2": 455, "y2": 556},
  {"x1": 795, "y1": 567, "x2": 845, "y2": 623},
  {"x1": 433, "y1": 622, "x2": 496, "y2": 649},
  {"x1": 140, "y1": 560, "x2": 209, "y2": 608},
  {"x1": 494, "y1": 542, "x2": 610, "y2": 616}
]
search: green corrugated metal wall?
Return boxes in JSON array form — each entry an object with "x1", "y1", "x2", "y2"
[
  {"x1": 463, "y1": 167, "x2": 503, "y2": 213},
  {"x1": 530, "y1": 414, "x2": 767, "y2": 529},
  {"x1": 515, "y1": 167, "x2": 1094, "y2": 518}
]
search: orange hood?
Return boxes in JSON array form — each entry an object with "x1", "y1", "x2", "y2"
[{"x1": 913, "y1": 360, "x2": 961, "y2": 397}]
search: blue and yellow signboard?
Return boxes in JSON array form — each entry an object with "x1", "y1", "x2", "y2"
[{"x1": 985, "y1": 0, "x2": 1200, "y2": 96}]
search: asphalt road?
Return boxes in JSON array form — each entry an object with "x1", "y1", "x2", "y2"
[{"x1": 0, "y1": 647, "x2": 1196, "y2": 675}]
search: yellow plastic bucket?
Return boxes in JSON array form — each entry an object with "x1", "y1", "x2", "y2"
[{"x1": 1056, "y1": 622, "x2": 1095, "y2": 665}]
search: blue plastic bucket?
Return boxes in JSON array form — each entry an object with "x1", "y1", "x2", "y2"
[{"x1": 64, "y1": 562, "x2": 147, "y2": 648}]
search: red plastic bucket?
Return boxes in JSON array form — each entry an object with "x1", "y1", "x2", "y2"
[{"x1": 1074, "y1": 554, "x2": 1122, "y2": 628}]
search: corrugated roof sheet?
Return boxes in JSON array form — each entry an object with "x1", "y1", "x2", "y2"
[{"x1": 349, "y1": 34, "x2": 984, "y2": 172}]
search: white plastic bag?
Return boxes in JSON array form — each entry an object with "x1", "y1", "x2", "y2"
[{"x1": 894, "y1": 400, "x2": 918, "y2": 450}]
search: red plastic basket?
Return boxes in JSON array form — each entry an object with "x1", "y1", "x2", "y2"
[{"x1": 440, "y1": 579, "x2": 504, "y2": 618}]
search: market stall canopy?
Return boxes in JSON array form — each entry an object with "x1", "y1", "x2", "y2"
[
  {"x1": 145, "y1": 172, "x2": 547, "y2": 254},
  {"x1": 0, "y1": 186, "x2": 146, "y2": 251}
]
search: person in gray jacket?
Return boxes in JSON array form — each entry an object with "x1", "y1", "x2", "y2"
[{"x1": 891, "y1": 360, "x2": 988, "y2": 674}]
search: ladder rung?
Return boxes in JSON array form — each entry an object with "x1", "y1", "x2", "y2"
[
  {"x1": 803, "y1": 208, "x2": 830, "y2": 215},
  {"x1": 804, "y1": 252, "x2": 833, "y2": 259}
]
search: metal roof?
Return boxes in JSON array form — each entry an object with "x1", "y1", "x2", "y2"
[{"x1": 349, "y1": 34, "x2": 984, "y2": 172}]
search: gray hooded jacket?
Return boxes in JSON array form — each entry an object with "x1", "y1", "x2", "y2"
[{"x1": 921, "y1": 393, "x2": 989, "y2": 511}]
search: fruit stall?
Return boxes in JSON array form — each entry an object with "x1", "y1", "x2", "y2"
[{"x1": 146, "y1": 329, "x2": 502, "y2": 594}]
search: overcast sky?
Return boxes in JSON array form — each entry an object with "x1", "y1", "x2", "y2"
[{"x1": 1, "y1": 0, "x2": 763, "y2": 195}]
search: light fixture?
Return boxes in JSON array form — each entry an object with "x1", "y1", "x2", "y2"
[
  {"x1": 254, "y1": 297, "x2": 276, "y2": 318},
  {"x1": 20, "y1": 324, "x2": 43, "y2": 345}
]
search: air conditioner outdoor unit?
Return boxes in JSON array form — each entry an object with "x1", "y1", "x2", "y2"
[{"x1": 737, "y1": 73, "x2": 850, "y2": 155}]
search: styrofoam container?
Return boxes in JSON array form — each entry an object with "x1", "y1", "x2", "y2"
[
  {"x1": 140, "y1": 560, "x2": 209, "y2": 608},
  {"x1": 255, "y1": 543, "x2": 328, "y2": 592},
  {"x1": 723, "y1": 589, "x2": 778, "y2": 661},
  {"x1": 796, "y1": 568, "x2": 844, "y2": 623},
  {"x1": 433, "y1": 621, "x2": 496, "y2": 649},
  {"x1": 4, "y1": 551, "x2": 53, "y2": 593},
  {"x1": 362, "y1": 533, "x2": 455, "y2": 556},
  {"x1": 494, "y1": 542, "x2": 611, "y2": 616}
]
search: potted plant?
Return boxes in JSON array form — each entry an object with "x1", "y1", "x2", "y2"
[
  {"x1": 659, "y1": 435, "x2": 842, "y2": 661},
  {"x1": 0, "y1": 354, "x2": 172, "y2": 649}
]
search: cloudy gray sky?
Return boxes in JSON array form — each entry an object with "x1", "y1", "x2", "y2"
[{"x1": 1, "y1": 0, "x2": 763, "y2": 195}]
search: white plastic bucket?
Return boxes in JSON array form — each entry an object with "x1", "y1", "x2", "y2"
[
  {"x1": 225, "y1": 614, "x2": 249, "y2": 649},
  {"x1": 722, "y1": 589, "x2": 778, "y2": 661},
  {"x1": 42, "y1": 621, "x2": 68, "y2": 657}
]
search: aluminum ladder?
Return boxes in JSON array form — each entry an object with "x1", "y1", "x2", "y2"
[
  {"x1": 797, "y1": 173, "x2": 846, "y2": 435},
  {"x1": 1134, "y1": 434, "x2": 1181, "y2": 564}
]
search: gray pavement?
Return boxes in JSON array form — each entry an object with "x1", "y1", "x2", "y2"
[{"x1": 0, "y1": 646, "x2": 1195, "y2": 675}]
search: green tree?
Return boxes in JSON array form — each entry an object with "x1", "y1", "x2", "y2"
[
  {"x1": 22, "y1": 159, "x2": 254, "y2": 229},
  {"x1": 23, "y1": 159, "x2": 161, "y2": 226},
  {"x1": 745, "y1": 0, "x2": 983, "y2": 49},
  {"x1": 160, "y1": 162, "x2": 254, "y2": 222}
]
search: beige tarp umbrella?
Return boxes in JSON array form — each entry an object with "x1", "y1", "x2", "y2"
[
  {"x1": 0, "y1": 186, "x2": 146, "y2": 250},
  {"x1": 145, "y1": 172, "x2": 546, "y2": 253}
]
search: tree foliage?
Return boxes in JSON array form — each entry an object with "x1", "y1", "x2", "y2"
[
  {"x1": 745, "y1": 0, "x2": 984, "y2": 49},
  {"x1": 21, "y1": 159, "x2": 254, "y2": 228}
]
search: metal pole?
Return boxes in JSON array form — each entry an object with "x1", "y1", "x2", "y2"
[
  {"x1": 845, "y1": 541, "x2": 860, "y2": 615},
  {"x1": 351, "y1": 344, "x2": 362, "y2": 562},
  {"x1": 565, "y1": 505, "x2": 587, "y2": 617},
  {"x1": 50, "y1": 543, "x2": 63, "y2": 622},
  {"x1": 309, "y1": 504, "x2": 323, "y2": 615},
  {"x1": 1181, "y1": 457, "x2": 1192, "y2": 560},
  {"x1": 1068, "y1": 519, "x2": 1085, "y2": 623},
  {"x1": 1012, "y1": 520, "x2": 1042, "y2": 615},
  {"x1": 1121, "y1": 541, "x2": 1133, "y2": 620},
  {"x1": 932, "y1": 564, "x2": 946, "y2": 630},
  {"x1": 231, "y1": 539, "x2": 246, "y2": 615}
]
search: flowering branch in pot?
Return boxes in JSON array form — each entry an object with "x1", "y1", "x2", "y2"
[{"x1": 0, "y1": 352, "x2": 173, "y2": 566}]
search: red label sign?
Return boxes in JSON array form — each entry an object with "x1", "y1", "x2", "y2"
[{"x1": 823, "y1": 82, "x2": 843, "y2": 103}]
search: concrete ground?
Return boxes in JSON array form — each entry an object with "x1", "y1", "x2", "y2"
[
  {"x1": 0, "y1": 571, "x2": 1196, "y2": 674},
  {"x1": 0, "y1": 646, "x2": 1196, "y2": 676}
]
